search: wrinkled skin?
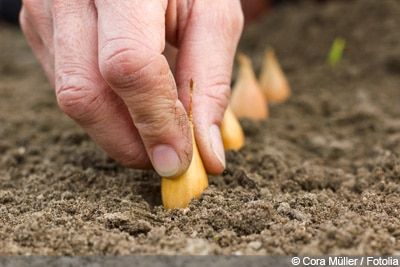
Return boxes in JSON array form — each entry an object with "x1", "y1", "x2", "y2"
[{"x1": 19, "y1": 0, "x2": 244, "y2": 178}]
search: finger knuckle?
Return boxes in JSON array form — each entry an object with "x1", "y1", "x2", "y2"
[
  {"x1": 204, "y1": 80, "x2": 231, "y2": 112},
  {"x1": 56, "y1": 78, "x2": 104, "y2": 123},
  {"x1": 234, "y1": 1, "x2": 245, "y2": 28},
  {"x1": 220, "y1": 4, "x2": 244, "y2": 41},
  {"x1": 99, "y1": 42, "x2": 155, "y2": 91},
  {"x1": 195, "y1": 1, "x2": 244, "y2": 40}
]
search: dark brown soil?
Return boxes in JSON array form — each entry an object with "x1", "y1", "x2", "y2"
[{"x1": 1, "y1": 0, "x2": 400, "y2": 255}]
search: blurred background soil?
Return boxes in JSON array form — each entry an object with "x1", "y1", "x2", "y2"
[{"x1": 1, "y1": 0, "x2": 400, "y2": 255}]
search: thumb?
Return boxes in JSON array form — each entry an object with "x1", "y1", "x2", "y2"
[{"x1": 174, "y1": 0, "x2": 244, "y2": 175}]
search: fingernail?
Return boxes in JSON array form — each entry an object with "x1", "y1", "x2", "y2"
[
  {"x1": 152, "y1": 145, "x2": 181, "y2": 177},
  {"x1": 210, "y1": 124, "x2": 226, "y2": 169}
]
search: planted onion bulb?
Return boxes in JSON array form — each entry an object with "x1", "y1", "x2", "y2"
[
  {"x1": 161, "y1": 80, "x2": 208, "y2": 209},
  {"x1": 230, "y1": 52, "x2": 268, "y2": 120},
  {"x1": 220, "y1": 105, "x2": 245, "y2": 151},
  {"x1": 259, "y1": 48, "x2": 291, "y2": 103}
]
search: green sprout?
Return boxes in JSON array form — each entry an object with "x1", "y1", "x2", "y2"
[{"x1": 327, "y1": 37, "x2": 346, "y2": 67}]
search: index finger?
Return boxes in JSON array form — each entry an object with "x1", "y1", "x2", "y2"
[{"x1": 94, "y1": 0, "x2": 192, "y2": 178}]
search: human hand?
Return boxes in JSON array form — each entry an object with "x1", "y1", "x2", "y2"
[{"x1": 20, "y1": 0, "x2": 243, "y2": 178}]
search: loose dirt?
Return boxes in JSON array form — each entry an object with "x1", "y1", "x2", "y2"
[{"x1": 1, "y1": 0, "x2": 400, "y2": 255}]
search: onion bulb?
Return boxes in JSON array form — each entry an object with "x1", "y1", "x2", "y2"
[
  {"x1": 259, "y1": 48, "x2": 291, "y2": 103},
  {"x1": 220, "y1": 105, "x2": 245, "y2": 151},
  {"x1": 161, "y1": 80, "x2": 208, "y2": 209},
  {"x1": 230, "y1": 52, "x2": 268, "y2": 120}
]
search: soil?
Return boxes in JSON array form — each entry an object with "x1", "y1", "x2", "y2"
[{"x1": 1, "y1": 0, "x2": 400, "y2": 255}]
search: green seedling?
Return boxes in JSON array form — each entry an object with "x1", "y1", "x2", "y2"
[{"x1": 327, "y1": 37, "x2": 346, "y2": 67}]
